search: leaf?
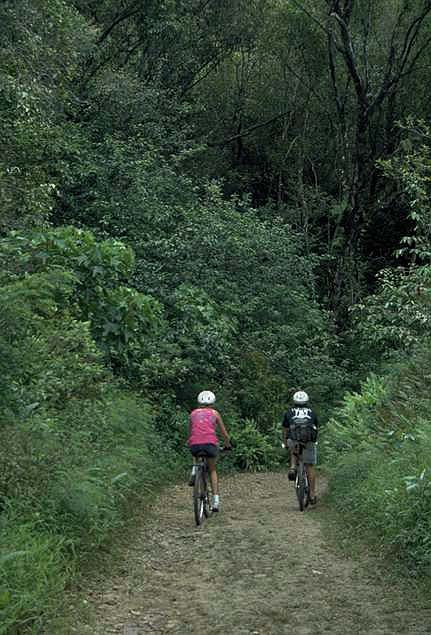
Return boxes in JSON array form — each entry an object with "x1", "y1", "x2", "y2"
[
  {"x1": 0, "y1": 550, "x2": 28, "y2": 563},
  {"x1": 0, "y1": 590, "x2": 11, "y2": 609},
  {"x1": 111, "y1": 472, "x2": 128, "y2": 484}
]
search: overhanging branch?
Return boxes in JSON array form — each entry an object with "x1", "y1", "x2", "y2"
[{"x1": 208, "y1": 110, "x2": 294, "y2": 147}]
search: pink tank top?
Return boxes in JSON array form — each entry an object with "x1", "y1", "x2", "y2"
[{"x1": 188, "y1": 408, "x2": 219, "y2": 446}]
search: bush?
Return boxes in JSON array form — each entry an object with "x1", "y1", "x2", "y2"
[
  {"x1": 0, "y1": 228, "x2": 166, "y2": 383},
  {"x1": 0, "y1": 261, "x2": 186, "y2": 630},
  {"x1": 229, "y1": 418, "x2": 280, "y2": 471},
  {"x1": 0, "y1": 391, "x2": 186, "y2": 632},
  {"x1": 324, "y1": 341, "x2": 431, "y2": 574}
]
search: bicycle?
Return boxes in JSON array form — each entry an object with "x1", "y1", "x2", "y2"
[
  {"x1": 193, "y1": 451, "x2": 212, "y2": 526},
  {"x1": 282, "y1": 441, "x2": 310, "y2": 512},
  {"x1": 192, "y1": 446, "x2": 230, "y2": 527},
  {"x1": 292, "y1": 441, "x2": 310, "y2": 511}
]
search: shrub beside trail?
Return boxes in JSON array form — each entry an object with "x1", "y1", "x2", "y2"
[
  {"x1": 0, "y1": 387, "x2": 186, "y2": 634},
  {"x1": 323, "y1": 343, "x2": 431, "y2": 575},
  {"x1": 0, "y1": 266, "x2": 186, "y2": 633}
]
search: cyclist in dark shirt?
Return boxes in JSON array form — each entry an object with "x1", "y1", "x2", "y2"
[{"x1": 282, "y1": 390, "x2": 318, "y2": 505}]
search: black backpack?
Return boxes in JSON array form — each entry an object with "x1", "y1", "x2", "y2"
[{"x1": 289, "y1": 408, "x2": 317, "y2": 443}]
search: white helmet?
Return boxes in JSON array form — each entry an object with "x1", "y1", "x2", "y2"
[
  {"x1": 293, "y1": 390, "x2": 309, "y2": 405},
  {"x1": 197, "y1": 390, "x2": 216, "y2": 405}
]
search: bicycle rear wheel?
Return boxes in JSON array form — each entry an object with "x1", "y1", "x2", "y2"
[
  {"x1": 303, "y1": 470, "x2": 310, "y2": 509},
  {"x1": 202, "y1": 469, "x2": 211, "y2": 518},
  {"x1": 193, "y1": 467, "x2": 207, "y2": 526}
]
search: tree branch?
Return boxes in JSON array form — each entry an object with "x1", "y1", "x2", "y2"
[
  {"x1": 328, "y1": 31, "x2": 343, "y2": 116},
  {"x1": 398, "y1": 5, "x2": 431, "y2": 75},
  {"x1": 208, "y1": 110, "x2": 294, "y2": 147},
  {"x1": 372, "y1": 4, "x2": 431, "y2": 111},
  {"x1": 179, "y1": 50, "x2": 231, "y2": 97},
  {"x1": 400, "y1": 34, "x2": 431, "y2": 78},
  {"x1": 330, "y1": 11, "x2": 366, "y2": 104},
  {"x1": 361, "y1": 0, "x2": 372, "y2": 89},
  {"x1": 288, "y1": 0, "x2": 331, "y2": 36},
  {"x1": 284, "y1": 56, "x2": 334, "y2": 120},
  {"x1": 97, "y1": 3, "x2": 140, "y2": 44}
]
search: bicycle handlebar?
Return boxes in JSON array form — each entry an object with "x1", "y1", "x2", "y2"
[{"x1": 219, "y1": 445, "x2": 232, "y2": 454}]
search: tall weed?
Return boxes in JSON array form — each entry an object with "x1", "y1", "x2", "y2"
[{"x1": 0, "y1": 520, "x2": 68, "y2": 635}]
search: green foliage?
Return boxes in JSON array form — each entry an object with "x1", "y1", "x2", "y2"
[
  {"x1": 0, "y1": 228, "x2": 166, "y2": 381},
  {"x1": 324, "y1": 341, "x2": 431, "y2": 573},
  {"x1": 235, "y1": 352, "x2": 289, "y2": 432},
  {"x1": 6, "y1": 0, "x2": 429, "y2": 628},
  {"x1": 0, "y1": 0, "x2": 92, "y2": 232},
  {"x1": 63, "y1": 141, "x2": 344, "y2": 407},
  {"x1": 328, "y1": 439, "x2": 431, "y2": 571},
  {"x1": 39, "y1": 394, "x2": 177, "y2": 546},
  {"x1": 351, "y1": 124, "x2": 431, "y2": 360},
  {"x1": 0, "y1": 252, "x2": 186, "y2": 629},
  {"x1": 115, "y1": 177, "x2": 344, "y2": 409},
  {"x1": 0, "y1": 268, "x2": 105, "y2": 420},
  {"x1": 170, "y1": 283, "x2": 237, "y2": 381},
  {"x1": 0, "y1": 520, "x2": 68, "y2": 635},
  {"x1": 229, "y1": 418, "x2": 280, "y2": 472},
  {"x1": 322, "y1": 374, "x2": 389, "y2": 463},
  {"x1": 0, "y1": 388, "x2": 183, "y2": 630},
  {"x1": 379, "y1": 120, "x2": 431, "y2": 264},
  {"x1": 350, "y1": 265, "x2": 431, "y2": 357}
]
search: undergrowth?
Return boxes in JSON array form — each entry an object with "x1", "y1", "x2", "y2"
[
  {"x1": 323, "y1": 342, "x2": 431, "y2": 576},
  {"x1": 0, "y1": 392, "x2": 187, "y2": 634}
]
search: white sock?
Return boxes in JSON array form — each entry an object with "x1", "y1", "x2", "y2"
[
  {"x1": 213, "y1": 494, "x2": 220, "y2": 504},
  {"x1": 191, "y1": 465, "x2": 197, "y2": 475}
]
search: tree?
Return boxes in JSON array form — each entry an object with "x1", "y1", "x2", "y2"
[
  {"x1": 0, "y1": 0, "x2": 92, "y2": 232},
  {"x1": 326, "y1": 0, "x2": 431, "y2": 256}
]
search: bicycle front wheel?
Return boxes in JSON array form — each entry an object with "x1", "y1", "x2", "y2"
[{"x1": 193, "y1": 468, "x2": 206, "y2": 526}]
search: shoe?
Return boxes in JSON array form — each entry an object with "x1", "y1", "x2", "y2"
[
  {"x1": 309, "y1": 496, "x2": 317, "y2": 506},
  {"x1": 288, "y1": 468, "x2": 296, "y2": 481},
  {"x1": 188, "y1": 474, "x2": 195, "y2": 486},
  {"x1": 212, "y1": 495, "x2": 220, "y2": 512}
]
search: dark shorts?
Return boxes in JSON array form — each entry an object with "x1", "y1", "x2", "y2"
[
  {"x1": 287, "y1": 439, "x2": 317, "y2": 465},
  {"x1": 190, "y1": 443, "x2": 218, "y2": 458}
]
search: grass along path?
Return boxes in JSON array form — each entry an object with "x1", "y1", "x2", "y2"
[{"x1": 63, "y1": 472, "x2": 431, "y2": 634}]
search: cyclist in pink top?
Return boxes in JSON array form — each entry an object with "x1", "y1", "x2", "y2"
[{"x1": 188, "y1": 390, "x2": 231, "y2": 511}]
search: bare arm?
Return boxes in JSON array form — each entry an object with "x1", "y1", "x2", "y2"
[{"x1": 216, "y1": 412, "x2": 231, "y2": 448}]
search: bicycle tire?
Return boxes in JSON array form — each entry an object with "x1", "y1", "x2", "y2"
[
  {"x1": 193, "y1": 468, "x2": 205, "y2": 526},
  {"x1": 202, "y1": 468, "x2": 211, "y2": 518},
  {"x1": 303, "y1": 469, "x2": 310, "y2": 510},
  {"x1": 295, "y1": 462, "x2": 309, "y2": 512}
]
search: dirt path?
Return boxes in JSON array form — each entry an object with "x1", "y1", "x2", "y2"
[{"x1": 66, "y1": 472, "x2": 431, "y2": 634}]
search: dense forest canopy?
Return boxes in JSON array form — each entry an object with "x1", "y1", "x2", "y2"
[
  {"x1": 1, "y1": 1, "x2": 431, "y2": 631},
  {"x1": 2, "y1": 0, "x2": 431, "y2": 309}
]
